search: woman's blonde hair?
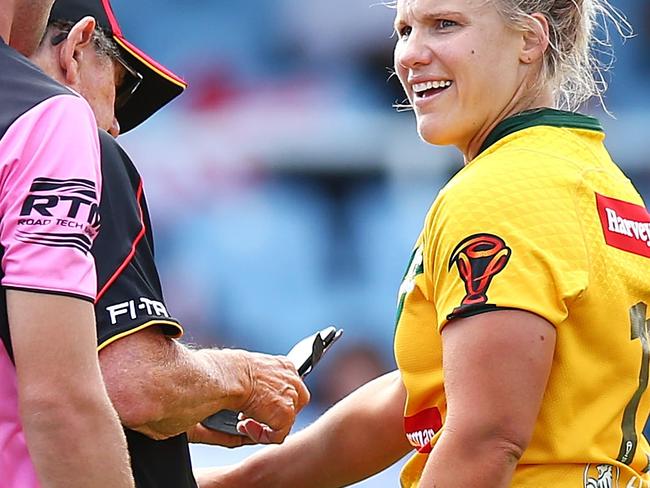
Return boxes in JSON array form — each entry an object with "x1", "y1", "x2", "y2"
[{"x1": 493, "y1": 0, "x2": 632, "y2": 110}]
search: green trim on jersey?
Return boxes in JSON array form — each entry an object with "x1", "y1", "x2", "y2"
[
  {"x1": 479, "y1": 108, "x2": 603, "y2": 156},
  {"x1": 395, "y1": 245, "x2": 424, "y2": 327}
]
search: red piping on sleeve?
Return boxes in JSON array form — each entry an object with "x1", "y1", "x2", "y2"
[{"x1": 95, "y1": 179, "x2": 146, "y2": 303}]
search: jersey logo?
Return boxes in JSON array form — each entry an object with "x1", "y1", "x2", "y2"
[
  {"x1": 596, "y1": 193, "x2": 650, "y2": 258},
  {"x1": 583, "y1": 464, "x2": 615, "y2": 488},
  {"x1": 404, "y1": 407, "x2": 442, "y2": 454},
  {"x1": 448, "y1": 234, "x2": 511, "y2": 313},
  {"x1": 20, "y1": 177, "x2": 98, "y2": 221},
  {"x1": 17, "y1": 177, "x2": 100, "y2": 254},
  {"x1": 583, "y1": 463, "x2": 649, "y2": 488},
  {"x1": 105, "y1": 297, "x2": 171, "y2": 325}
]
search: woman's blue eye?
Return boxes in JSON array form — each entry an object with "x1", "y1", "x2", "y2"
[
  {"x1": 399, "y1": 26, "x2": 412, "y2": 38},
  {"x1": 439, "y1": 19, "x2": 456, "y2": 29}
]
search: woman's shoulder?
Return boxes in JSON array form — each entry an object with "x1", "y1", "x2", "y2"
[
  {"x1": 431, "y1": 135, "x2": 590, "y2": 229},
  {"x1": 454, "y1": 128, "x2": 591, "y2": 194}
]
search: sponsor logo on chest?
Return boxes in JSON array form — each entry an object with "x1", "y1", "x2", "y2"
[{"x1": 596, "y1": 193, "x2": 650, "y2": 258}]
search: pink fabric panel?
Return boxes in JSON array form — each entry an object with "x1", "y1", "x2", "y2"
[
  {"x1": 0, "y1": 94, "x2": 101, "y2": 299},
  {"x1": 0, "y1": 341, "x2": 40, "y2": 487}
]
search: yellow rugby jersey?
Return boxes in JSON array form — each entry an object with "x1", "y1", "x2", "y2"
[{"x1": 394, "y1": 109, "x2": 650, "y2": 488}]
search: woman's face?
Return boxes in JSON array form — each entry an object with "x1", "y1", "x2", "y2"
[{"x1": 394, "y1": 0, "x2": 529, "y2": 154}]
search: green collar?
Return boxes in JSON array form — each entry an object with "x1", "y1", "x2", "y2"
[{"x1": 478, "y1": 108, "x2": 603, "y2": 156}]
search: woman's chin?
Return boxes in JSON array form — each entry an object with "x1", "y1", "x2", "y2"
[{"x1": 417, "y1": 125, "x2": 455, "y2": 147}]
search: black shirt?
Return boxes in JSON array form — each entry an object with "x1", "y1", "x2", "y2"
[{"x1": 92, "y1": 131, "x2": 197, "y2": 488}]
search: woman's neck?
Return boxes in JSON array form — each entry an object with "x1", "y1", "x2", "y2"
[{"x1": 462, "y1": 85, "x2": 555, "y2": 164}]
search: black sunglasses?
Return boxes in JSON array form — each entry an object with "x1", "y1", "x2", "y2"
[
  {"x1": 51, "y1": 30, "x2": 143, "y2": 111},
  {"x1": 113, "y1": 53, "x2": 143, "y2": 111}
]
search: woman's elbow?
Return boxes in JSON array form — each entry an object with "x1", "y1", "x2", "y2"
[{"x1": 447, "y1": 419, "x2": 531, "y2": 465}]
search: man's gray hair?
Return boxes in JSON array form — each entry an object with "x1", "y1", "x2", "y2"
[{"x1": 44, "y1": 18, "x2": 122, "y2": 61}]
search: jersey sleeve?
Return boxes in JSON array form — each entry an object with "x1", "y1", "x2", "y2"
[
  {"x1": 425, "y1": 149, "x2": 590, "y2": 331},
  {"x1": 92, "y1": 132, "x2": 182, "y2": 350},
  {"x1": 95, "y1": 261, "x2": 184, "y2": 350},
  {"x1": 0, "y1": 94, "x2": 101, "y2": 300}
]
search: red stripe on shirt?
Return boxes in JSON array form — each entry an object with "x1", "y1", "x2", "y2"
[{"x1": 95, "y1": 179, "x2": 145, "y2": 303}]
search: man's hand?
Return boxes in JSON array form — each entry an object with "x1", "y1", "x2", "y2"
[
  {"x1": 187, "y1": 422, "x2": 257, "y2": 448},
  {"x1": 218, "y1": 349, "x2": 310, "y2": 444},
  {"x1": 101, "y1": 328, "x2": 310, "y2": 444},
  {"x1": 189, "y1": 350, "x2": 311, "y2": 446}
]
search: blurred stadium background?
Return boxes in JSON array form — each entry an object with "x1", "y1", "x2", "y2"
[{"x1": 111, "y1": 0, "x2": 649, "y2": 484}]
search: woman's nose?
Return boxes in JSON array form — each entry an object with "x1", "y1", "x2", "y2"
[{"x1": 396, "y1": 32, "x2": 433, "y2": 69}]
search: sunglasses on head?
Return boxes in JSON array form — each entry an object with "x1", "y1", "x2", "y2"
[{"x1": 51, "y1": 29, "x2": 143, "y2": 111}]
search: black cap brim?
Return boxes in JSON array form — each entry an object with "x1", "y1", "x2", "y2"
[
  {"x1": 113, "y1": 34, "x2": 187, "y2": 133},
  {"x1": 49, "y1": 0, "x2": 187, "y2": 133}
]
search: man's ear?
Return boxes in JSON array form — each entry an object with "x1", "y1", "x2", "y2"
[
  {"x1": 520, "y1": 12, "x2": 550, "y2": 65},
  {"x1": 58, "y1": 16, "x2": 96, "y2": 86}
]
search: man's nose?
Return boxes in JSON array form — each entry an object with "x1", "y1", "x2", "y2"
[{"x1": 109, "y1": 116, "x2": 121, "y2": 138}]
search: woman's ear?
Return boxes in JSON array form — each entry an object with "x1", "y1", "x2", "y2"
[
  {"x1": 58, "y1": 16, "x2": 96, "y2": 86},
  {"x1": 520, "y1": 12, "x2": 550, "y2": 65}
]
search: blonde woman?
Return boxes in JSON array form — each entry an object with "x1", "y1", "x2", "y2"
[{"x1": 199, "y1": 1, "x2": 649, "y2": 487}]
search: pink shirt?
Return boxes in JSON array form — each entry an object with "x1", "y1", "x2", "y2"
[{"x1": 0, "y1": 93, "x2": 101, "y2": 487}]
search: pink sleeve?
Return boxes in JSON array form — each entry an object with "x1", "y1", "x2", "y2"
[{"x1": 0, "y1": 94, "x2": 101, "y2": 300}]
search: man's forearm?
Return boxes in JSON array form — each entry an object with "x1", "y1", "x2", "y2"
[
  {"x1": 101, "y1": 327, "x2": 306, "y2": 440},
  {"x1": 198, "y1": 370, "x2": 412, "y2": 488},
  {"x1": 21, "y1": 393, "x2": 134, "y2": 488},
  {"x1": 9, "y1": 291, "x2": 134, "y2": 488},
  {"x1": 101, "y1": 329, "x2": 248, "y2": 437}
]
